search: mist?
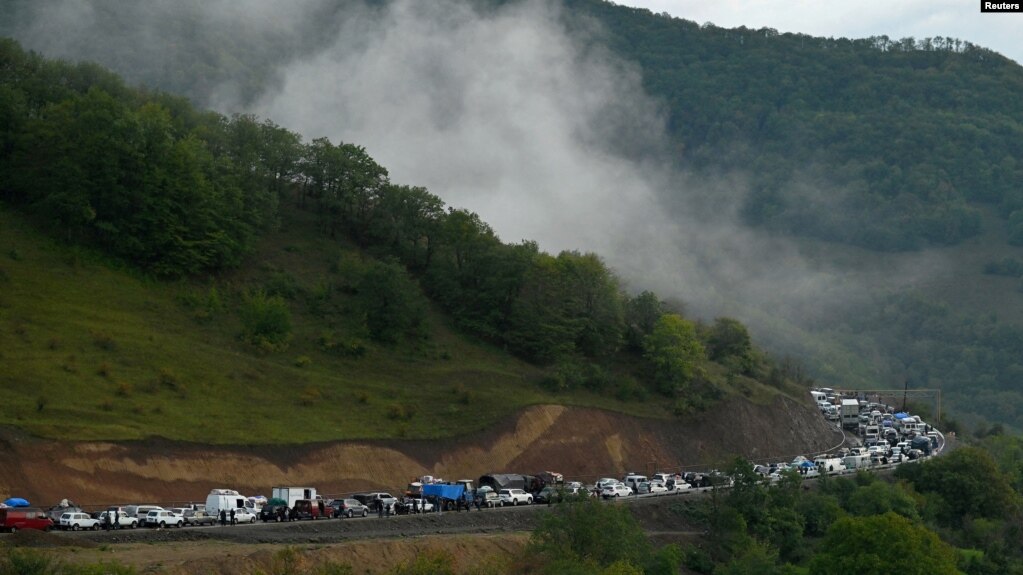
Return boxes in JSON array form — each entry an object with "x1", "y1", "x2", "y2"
[
  {"x1": 245, "y1": 0, "x2": 928, "y2": 327},
  {"x1": 2, "y1": 0, "x2": 951, "y2": 367}
]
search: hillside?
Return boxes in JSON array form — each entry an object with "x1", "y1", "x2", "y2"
[
  {"x1": 0, "y1": 203, "x2": 713, "y2": 443},
  {"x1": 4, "y1": 0, "x2": 1023, "y2": 434}
]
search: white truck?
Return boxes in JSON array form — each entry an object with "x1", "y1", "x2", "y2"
[
  {"x1": 814, "y1": 457, "x2": 846, "y2": 473},
  {"x1": 205, "y1": 489, "x2": 250, "y2": 517},
  {"x1": 840, "y1": 399, "x2": 860, "y2": 429},
  {"x1": 272, "y1": 486, "x2": 318, "y2": 508},
  {"x1": 843, "y1": 454, "x2": 871, "y2": 470}
]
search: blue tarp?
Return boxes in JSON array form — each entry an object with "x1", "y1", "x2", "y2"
[
  {"x1": 799, "y1": 461, "x2": 815, "y2": 468},
  {"x1": 894, "y1": 412, "x2": 909, "y2": 419},
  {"x1": 422, "y1": 484, "x2": 465, "y2": 500},
  {"x1": 3, "y1": 497, "x2": 30, "y2": 507}
]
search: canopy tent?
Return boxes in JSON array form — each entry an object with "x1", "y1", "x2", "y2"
[
  {"x1": 266, "y1": 498, "x2": 288, "y2": 506},
  {"x1": 3, "y1": 497, "x2": 30, "y2": 507},
  {"x1": 894, "y1": 412, "x2": 910, "y2": 419}
]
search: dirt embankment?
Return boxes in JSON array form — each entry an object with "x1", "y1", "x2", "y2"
[{"x1": 0, "y1": 394, "x2": 837, "y2": 506}]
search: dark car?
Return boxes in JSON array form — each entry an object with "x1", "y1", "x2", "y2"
[
  {"x1": 330, "y1": 498, "x2": 369, "y2": 518},
  {"x1": 291, "y1": 499, "x2": 328, "y2": 520}
]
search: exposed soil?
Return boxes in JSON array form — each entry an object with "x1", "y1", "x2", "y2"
[{"x1": 0, "y1": 396, "x2": 838, "y2": 507}]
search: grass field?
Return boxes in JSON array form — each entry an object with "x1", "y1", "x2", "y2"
[{"x1": 2, "y1": 204, "x2": 741, "y2": 444}]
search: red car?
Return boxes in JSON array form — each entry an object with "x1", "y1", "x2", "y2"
[{"x1": 1, "y1": 507, "x2": 55, "y2": 533}]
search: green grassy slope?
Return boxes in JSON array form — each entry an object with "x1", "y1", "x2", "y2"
[{"x1": 5, "y1": 204, "x2": 766, "y2": 444}]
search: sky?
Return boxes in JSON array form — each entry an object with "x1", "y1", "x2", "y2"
[{"x1": 622, "y1": 0, "x2": 1023, "y2": 64}]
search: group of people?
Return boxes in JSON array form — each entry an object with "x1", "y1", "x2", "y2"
[{"x1": 217, "y1": 508, "x2": 236, "y2": 526}]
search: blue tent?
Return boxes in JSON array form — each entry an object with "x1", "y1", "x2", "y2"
[
  {"x1": 799, "y1": 461, "x2": 815, "y2": 468},
  {"x1": 422, "y1": 484, "x2": 465, "y2": 501},
  {"x1": 894, "y1": 412, "x2": 910, "y2": 419},
  {"x1": 3, "y1": 497, "x2": 30, "y2": 507}
]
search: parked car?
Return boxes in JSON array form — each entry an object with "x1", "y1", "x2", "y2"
[
  {"x1": 101, "y1": 509, "x2": 139, "y2": 529},
  {"x1": 181, "y1": 509, "x2": 217, "y2": 526},
  {"x1": 144, "y1": 510, "x2": 183, "y2": 528},
  {"x1": 291, "y1": 499, "x2": 327, "y2": 520},
  {"x1": 126, "y1": 505, "x2": 164, "y2": 519},
  {"x1": 636, "y1": 480, "x2": 668, "y2": 494},
  {"x1": 601, "y1": 483, "x2": 633, "y2": 498},
  {"x1": 331, "y1": 498, "x2": 370, "y2": 518},
  {"x1": 401, "y1": 496, "x2": 434, "y2": 513},
  {"x1": 622, "y1": 474, "x2": 648, "y2": 492},
  {"x1": 535, "y1": 486, "x2": 563, "y2": 504},
  {"x1": 0, "y1": 507, "x2": 54, "y2": 533},
  {"x1": 59, "y1": 512, "x2": 100, "y2": 531},
  {"x1": 354, "y1": 492, "x2": 399, "y2": 514},
  {"x1": 498, "y1": 489, "x2": 532, "y2": 506},
  {"x1": 476, "y1": 489, "x2": 501, "y2": 508},
  {"x1": 231, "y1": 508, "x2": 257, "y2": 524}
]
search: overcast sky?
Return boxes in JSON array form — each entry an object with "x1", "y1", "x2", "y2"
[{"x1": 621, "y1": 0, "x2": 1023, "y2": 65}]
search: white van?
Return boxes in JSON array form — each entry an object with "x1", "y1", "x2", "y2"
[
  {"x1": 205, "y1": 489, "x2": 250, "y2": 517},
  {"x1": 623, "y1": 474, "x2": 648, "y2": 491}
]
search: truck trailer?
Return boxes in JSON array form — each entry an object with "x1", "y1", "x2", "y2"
[{"x1": 840, "y1": 399, "x2": 860, "y2": 429}]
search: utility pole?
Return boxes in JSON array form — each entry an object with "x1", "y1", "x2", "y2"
[{"x1": 901, "y1": 378, "x2": 909, "y2": 412}]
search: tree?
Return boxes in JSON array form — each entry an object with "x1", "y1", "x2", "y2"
[
  {"x1": 706, "y1": 317, "x2": 755, "y2": 374},
  {"x1": 894, "y1": 447, "x2": 1018, "y2": 526},
  {"x1": 356, "y1": 260, "x2": 426, "y2": 344},
  {"x1": 643, "y1": 314, "x2": 705, "y2": 396},
  {"x1": 624, "y1": 291, "x2": 663, "y2": 350},
  {"x1": 528, "y1": 497, "x2": 680, "y2": 574},
  {"x1": 809, "y1": 512, "x2": 959, "y2": 575}
]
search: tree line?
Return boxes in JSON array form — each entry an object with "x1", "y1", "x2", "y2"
[{"x1": 0, "y1": 38, "x2": 778, "y2": 405}]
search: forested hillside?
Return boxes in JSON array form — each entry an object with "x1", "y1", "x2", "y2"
[
  {"x1": 4, "y1": 0, "x2": 1023, "y2": 431},
  {"x1": 0, "y1": 39, "x2": 804, "y2": 441}
]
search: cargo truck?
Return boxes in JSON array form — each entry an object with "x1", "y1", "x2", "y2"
[
  {"x1": 841, "y1": 399, "x2": 860, "y2": 429},
  {"x1": 271, "y1": 487, "x2": 318, "y2": 509}
]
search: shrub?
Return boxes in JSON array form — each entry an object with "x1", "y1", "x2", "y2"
[
  {"x1": 386, "y1": 404, "x2": 416, "y2": 421},
  {"x1": 295, "y1": 355, "x2": 312, "y2": 368},
  {"x1": 35, "y1": 396, "x2": 48, "y2": 412},
  {"x1": 114, "y1": 382, "x2": 132, "y2": 397},
  {"x1": 299, "y1": 386, "x2": 322, "y2": 406},
  {"x1": 239, "y1": 290, "x2": 292, "y2": 351},
  {"x1": 91, "y1": 330, "x2": 118, "y2": 351},
  {"x1": 97, "y1": 362, "x2": 112, "y2": 378}
]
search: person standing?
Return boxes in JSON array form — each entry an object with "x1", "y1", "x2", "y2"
[
  {"x1": 219, "y1": 509, "x2": 227, "y2": 526},
  {"x1": 229, "y1": 508, "x2": 235, "y2": 525},
  {"x1": 113, "y1": 510, "x2": 120, "y2": 529}
]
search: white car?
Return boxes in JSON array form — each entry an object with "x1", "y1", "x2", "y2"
[
  {"x1": 403, "y1": 496, "x2": 434, "y2": 513},
  {"x1": 144, "y1": 510, "x2": 184, "y2": 528},
  {"x1": 498, "y1": 489, "x2": 532, "y2": 506},
  {"x1": 594, "y1": 477, "x2": 619, "y2": 491},
  {"x1": 59, "y1": 512, "x2": 100, "y2": 531},
  {"x1": 666, "y1": 479, "x2": 692, "y2": 491},
  {"x1": 601, "y1": 483, "x2": 633, "y2": 498},
  {"x1": 636, "y1": 481, "x2": 668, "y2": 494},
  {"x1": 231, "y1": 508, "x2": 257, "y2": 524}
]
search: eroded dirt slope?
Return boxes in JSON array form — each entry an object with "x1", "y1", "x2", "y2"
[{"x1": 0, "y1": 395, "x2": 837, "y2": 506}]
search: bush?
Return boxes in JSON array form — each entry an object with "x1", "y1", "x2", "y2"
[
  {"x1": 239, "y1": 289, "x2": 292, "y2": 351},
  {"x1": 386, "y1": 403, "x2": 416, "y2": 421},
  {"x1": 91, "y1": 330, "x2": 118, "y2": 351}
]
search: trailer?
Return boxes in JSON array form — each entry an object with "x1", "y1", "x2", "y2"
[
  {"x1": 271, "y1": 487, "x2": 318, "y2": 509},
  {"x1": 840, "y1": 399, "x2": 860, "y2": 429}
]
